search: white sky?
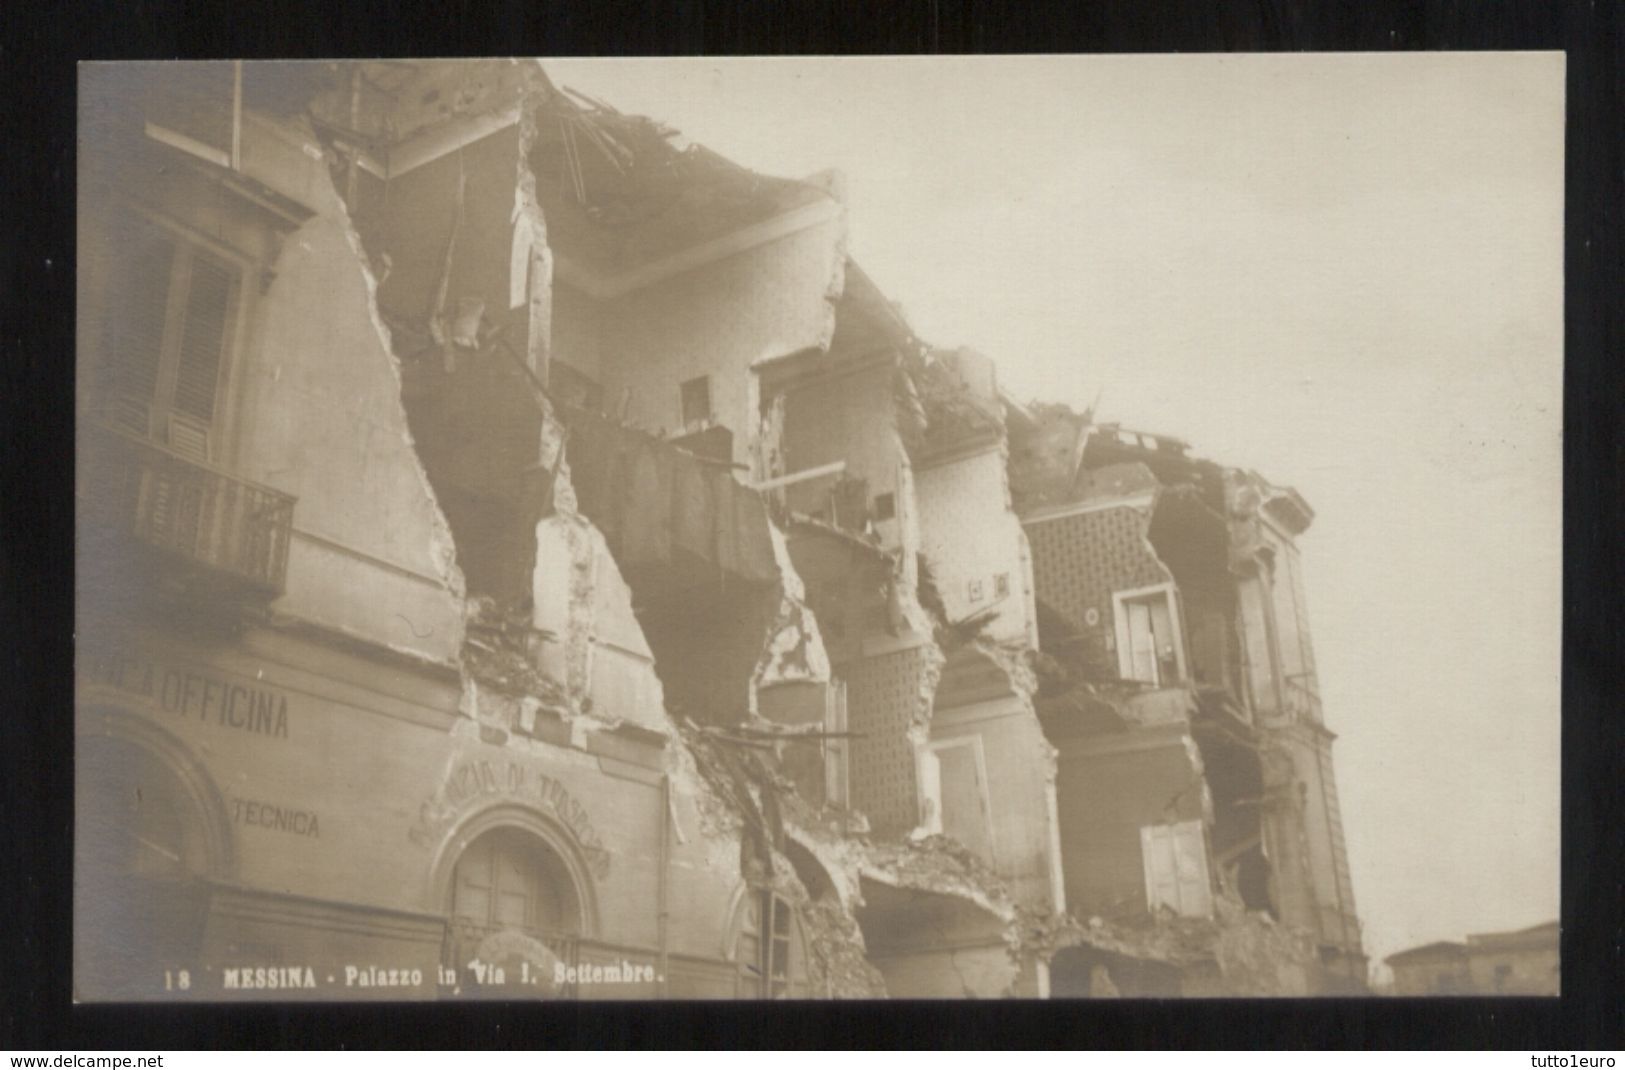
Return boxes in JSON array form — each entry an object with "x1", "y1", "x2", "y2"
[{"x1": 542, "y1": 53, "x2": 1565, "y2": 969}]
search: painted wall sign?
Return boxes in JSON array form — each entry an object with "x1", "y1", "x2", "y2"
[
  {"x1": 81, "y1": 649, "x2": 291, "y2": 740},
  {"x1": 410, "y1": 757, "x2": 612, "y2": 878},
  {"x1": 230, "y1": 795, "x2": 321, "y2": 838}
]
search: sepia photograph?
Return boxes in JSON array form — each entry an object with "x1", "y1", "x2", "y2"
[{"x1": 73, "y1": 54, "x2": 1563, "y2": 1002}]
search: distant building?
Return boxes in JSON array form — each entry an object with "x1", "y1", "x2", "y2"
[{"x1": 1386, "y1": 921, "x2": 1559, "y2": 996}]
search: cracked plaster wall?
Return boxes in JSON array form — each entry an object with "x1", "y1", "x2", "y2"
[
  {"x1": 1053, "y1": 722, "x2": 1212, "y2": 920},
  {"x1": 780, "y1": 359, "x2": 919, "y2": 559},
  {"x1": 929, "y1": 646, "x2": 1062, "y2": 913},
  {"x1": 300, "y1": 77, "x2": 809, "y2": 984},
  {"x1": 910, "y1": 431, "x2": 1060, "y2": 913},
  {"x1": 230, "y1": 112, "x2": 467, "y2": 663},
  {"x1": 588, "y1": 214, "x2": 846, "y2": 470},
  {"x1": 915, "y1": 443, "x2": 1039, "y2": 648}
]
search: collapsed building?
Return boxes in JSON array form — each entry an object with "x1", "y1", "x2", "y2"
[
  {"x1": 1008, "y1": 408, "x2": 1367, "y2": 994},
  {"x1": 73, "y1": 59, "x2": 1361, "y2": 1001}
]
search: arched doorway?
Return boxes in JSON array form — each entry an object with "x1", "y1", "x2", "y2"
[
  {"x1": 75, "y1": 730, "x2": 220, "y2": 999},
  {"x1": 441, "y1": 824, "x2": 586, "y2": 997}
]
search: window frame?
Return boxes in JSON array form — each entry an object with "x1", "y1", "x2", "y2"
[
  {"x1": 97, "y1": 210, "x2": 252, "y2": 466},
  {"x1": 1111, "y1": 582, "x2": 1189, "y2": 686},
  {"x1": 920, "y1": 734, "x2": 997, "y2": 868},
  {"x1": 1139, "y1": 818, "x2": 1214, "y2": 918},
  {"x1": 733, "y1": 888, "x2": 799, "y2": 998}
]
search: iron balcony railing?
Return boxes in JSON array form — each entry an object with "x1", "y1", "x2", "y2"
[
  {"x1": 1283, "y1": 674, "x2": 1324, "y2": 725},
  {"x1": 81, "y1": 422, "x2": 296, "y2": 597}
]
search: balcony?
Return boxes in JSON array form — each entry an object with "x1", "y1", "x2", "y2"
[
  {"x1": 79, "y1": 423, "x2": 295, "y2": 600},
  {"x1": 1283, "y1": 674, "x2": 1324, "y2": 725}
]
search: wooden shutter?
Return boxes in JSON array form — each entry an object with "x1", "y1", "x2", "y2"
[
  {"x1": 1142, "y1": 824, "x2": 1180, "y2": 913},
  {"x1": 1141, "y1": 820, "x2": 1214, "y2": 918},
  {"x1": 736, "y1": 893, "x2": 764, "y2": 996},
  {"x1": 1148, "y1": 595, "x2": 1179, "y2": 683},
  {"x1": 170, "y1": 253, "x2": 234, "y2": 431},
  {"x1": 1125, "y1": 599, "x2": 1159, "y2": 683},
  {"x1": 100, "y1": 232, "x2": 238, "y2": 457},
  {"x1": 766, "y1": 893, "x2": 791, "y2": 996}
]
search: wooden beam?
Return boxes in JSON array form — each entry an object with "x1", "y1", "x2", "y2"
[{"x1": 749, "y1": 460, "x2": 845, "y2": 492}]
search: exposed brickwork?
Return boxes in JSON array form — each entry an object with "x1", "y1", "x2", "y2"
[
  {"x1": 1025, "y1": 506, "x2": 1170, "y2": 678},
  {"x1": 840, "y1": 646, "x2": 933, "y2": 835}
]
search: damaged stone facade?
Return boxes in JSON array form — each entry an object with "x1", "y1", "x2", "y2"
[
  {"x1": 1010, "y1": 408, "x2": 1367, "y2": 995},
  {"x1": 75, "y1": 59, "x2": 1359, "y2": 1002}
]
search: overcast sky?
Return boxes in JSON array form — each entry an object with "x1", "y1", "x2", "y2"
[{"x1": 543, "y1": 53, "x2": 1565, "y2": 970}]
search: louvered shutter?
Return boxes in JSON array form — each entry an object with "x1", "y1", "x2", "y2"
[{"x1": 171, "y1": 255, "x2": 233, "y2": 421}]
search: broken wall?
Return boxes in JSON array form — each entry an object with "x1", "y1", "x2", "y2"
[
  {"x1": 528, "y1": 513, "x2": 667, "y2": 732},
  {"x1": 549, "y1": 281, "x2": 604, "y2": 390},
  {"x1": 841, "y1": 643, "x2": 940, "y2": 836},
  {"x1": 220, "y1": 111, "x2": 468, "y2": 661},
  {"x1": 929, "y1": 671, "x2": 1062, "y2": 910},
  {"x1": 1007, "y1": 406, "x2": 1090, "y2": 514},
  {"x1": 368, "y1": 126, "x2": 527, "y2": 339},
  {"x1": 778, "y1": 358, "x2": 916, "y2": 554},
  {"x1": 329, "y1": 112, "x2": 557, "y2": 611},
  {"x1": 594, "y1": 216, "x2": 846, "y2": 469},
  {"x1": 850, "y1": 845, "x2": 1027, "y2": 998},
  {"x1": 864, "y1": 944, "x2": 1017, "y2": 999},
  {"x1": 555, "y1": 405, "x2": 789, "y2": 726},
  {"x1": 1050, "y1": 718, "x2": 1211, "y2": 920},
  {"x1": 289, "y1": 71, "x2": 854, "y2": 996},
  {"x1": 1147, "y1": 489, "x2": 1246, "y2": 699},
  {"x1": 1024, "y1": 474, "x2": 1170, "y2": 684},
  {"x1": 397, "y1": 351, "x2": 550, "y2": 602},
  {"x1": 914, "y1": 443, "x2": 1038, "y2": 647}
]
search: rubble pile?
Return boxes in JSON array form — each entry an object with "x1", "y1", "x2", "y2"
[
  {"x1": 460, "y1": 596, "x2": 570, "y2": 710},
  {"x1": 797, "y1": 896, "x2": 891, "y2": 998},
  {"x1": 1035, "y1": 889, "x2": 1323, "y2": 997}
]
